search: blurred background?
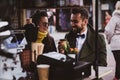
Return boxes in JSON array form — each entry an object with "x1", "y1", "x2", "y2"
[{"x1": 0, "y1": 0, "x2": 118, "y2": 32}]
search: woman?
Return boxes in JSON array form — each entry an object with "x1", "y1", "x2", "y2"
[
  {"x1": 33, "y1": 11, "x2": 57, "y2": 53},
  {"x1": 105, "y1": 1, "x2": 120, "y2": 80}
]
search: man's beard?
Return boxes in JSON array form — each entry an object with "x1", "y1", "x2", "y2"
[{"x1": 72, "y1": 26, "x2": 82, "y2": 34}]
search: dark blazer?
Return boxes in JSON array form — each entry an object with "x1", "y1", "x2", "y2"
[
  {"x1": 34, "y1": 28, "x2": 57, "y2": 53},
  {"x1": 65, "y1": 25, "x2": 107, "y2": 66},
  {"x1": 24, "y1": 26, "x2": 57, "y2": 53},
  {"x1": 41, "y1": 34, "x2": 57, "y2": 53}
]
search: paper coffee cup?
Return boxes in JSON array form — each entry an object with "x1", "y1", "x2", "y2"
[{"x1": 37, "y1": 64, "x2": 50, "y2": 80}]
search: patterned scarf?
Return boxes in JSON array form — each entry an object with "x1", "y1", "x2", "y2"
[{"x1": 36, "y1": 31, "x2": 48, "y2": 43}]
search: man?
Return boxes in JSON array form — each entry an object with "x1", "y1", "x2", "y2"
[
  {"x1": 65, "y1": 7, "x2": 107, "y2": 66},
  {"x1": 23, "y1": 18, "x2": 37, "y2": 49}
]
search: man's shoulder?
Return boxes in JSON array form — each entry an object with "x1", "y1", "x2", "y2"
[
  {"x1": 65, "y1": 32, "x2": 70, "y2": 36},
  {"x1": 65, "y1": 31, "x2": 75, "y2": 38},
  {"x1": 98, "y1": 33, "x2": 105, "y2": 40}
]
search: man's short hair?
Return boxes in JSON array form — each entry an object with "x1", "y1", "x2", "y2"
[{"x1": 71, "y1": 7, "x2": 89, "y2": 20}]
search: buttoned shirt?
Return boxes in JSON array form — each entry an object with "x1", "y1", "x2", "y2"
[{"x1": 76, "y1": 27, "x2": 87, "y2": 53}]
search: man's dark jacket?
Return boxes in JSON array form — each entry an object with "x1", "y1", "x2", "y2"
[{"x1": 65, "y1": 25, "x2": 107, "y2": 66}]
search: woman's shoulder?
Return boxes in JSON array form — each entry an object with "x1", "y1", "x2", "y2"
[{"x1": 46, "y1": 34, "x2": 54, "y2": 40}]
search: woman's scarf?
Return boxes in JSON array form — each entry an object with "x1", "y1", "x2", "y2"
[{"x1": 36, "y1": 31, "x2": 48, "y2": 43}]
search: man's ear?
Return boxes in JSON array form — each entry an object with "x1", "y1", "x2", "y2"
[
  {"x1": 84, "y1": 19, "x2": 88, "y2": 24},
  {"x1": 82, "y1": 19, "x2": 88, "y2": 26}
]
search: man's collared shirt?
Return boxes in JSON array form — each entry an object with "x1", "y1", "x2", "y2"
[{"x1": 76, "y1": 27, "x2": 87, "y2": 53}]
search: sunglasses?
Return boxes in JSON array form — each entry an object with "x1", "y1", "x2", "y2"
[
  {"x1": 70, "y1": 20, "x2": 79, "y2": 23},
  {"x1": 40, "y1": 22, "x2": 49, "y2": 27}
]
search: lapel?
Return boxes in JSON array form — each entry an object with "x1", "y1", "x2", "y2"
[
  {"x1": 65, "y1": 30, "x2": 77, "y2": 48},
  {"x1": 78, "y1": 26, "x2": 95, "y2": 59}
]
